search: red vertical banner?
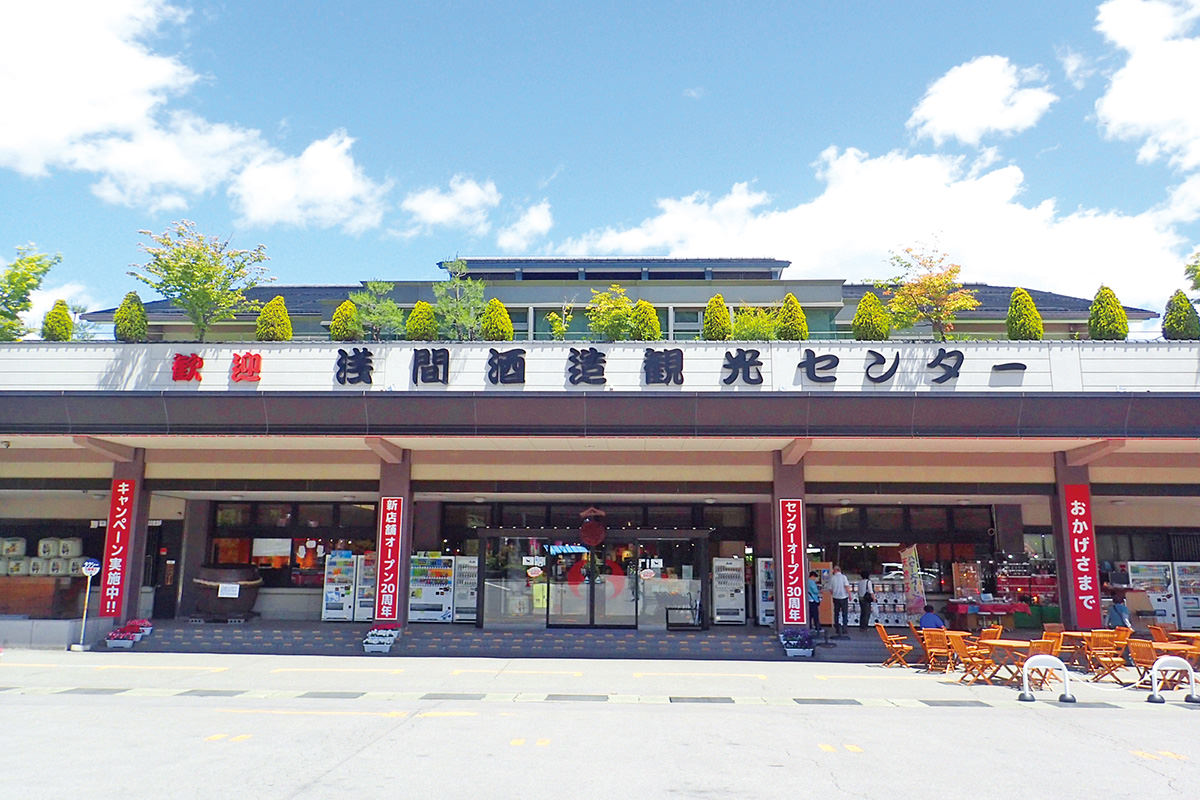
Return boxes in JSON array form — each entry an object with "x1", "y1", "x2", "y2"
[
  {"x1": 778, "y1": 498, "x2": 806, "y2": 627},
  {"x1": 374, "y1": 497, "x2": 403, "y2": 622},
  {"x1": 99, "y1": 478, "x2": 136, "y2": 618},
  {"x1": 1064, "y1": 484, "x2": 1102, "y2": 629}
]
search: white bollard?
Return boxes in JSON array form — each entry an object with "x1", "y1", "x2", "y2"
[
  {"x1": 1146, "y1": 655, "x2": 1200, "y2": 704},
  {"x1": 1017, "y1": 654, "x2": 1075, "y2": 703}
]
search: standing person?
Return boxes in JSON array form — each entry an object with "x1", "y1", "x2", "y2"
[
  {"x1": 828, "y1": 565, "x2": 851, "y2": 635},
  {"x1": 807, "y1": 570, "x2": 822, "y2": 631},
  {"x1": 856, "y1": 568, "x2": 874, "y2": 631}
]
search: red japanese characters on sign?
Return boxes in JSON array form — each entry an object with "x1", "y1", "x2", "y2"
[
  {"x1": 99, "y1": 479, "x2": 136, "y2": 618},
  {"x1": 171, "y1": 353, "x2": 204, "y2": 382},
  {"x1": 1064, "y1": 484, "x2": 1102, "y2": 629},
  {"x1": 231, "y1": 352, "x2": 262, "y2": 382},
  {"x1": 374, "y1": 497, "x2": 403, "y2": 622},
  {"x1": 778, "y1": 498, "x2": 806, "y2": 626}
]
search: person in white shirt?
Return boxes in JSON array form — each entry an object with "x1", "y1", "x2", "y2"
[
  {"x1": 856, "y1": 568, "x2": 874, "y2": 631},
  {"x1": 827, "y1": 565, "x2": 851, "y2": 635}
]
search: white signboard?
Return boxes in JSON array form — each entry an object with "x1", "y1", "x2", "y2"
[{"x1": 217, "y1": 583, "x2": 241, "y2": 599}]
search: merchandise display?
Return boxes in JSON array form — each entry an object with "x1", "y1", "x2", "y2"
[
  {"x1": 409, "y1": 553, "x2": 455, "y2": 622},
  {"x1": 848, "y1": 579, "x2": 908, "y2": 627},
  {"x1": 755, "y1": 557, "x2": 775, "y2": 626},
  {"x1": 353, "y1": 553, "x2": 377, "y2": 622},
  {"x1": 320, "y1": 550, "x2": 356, "y2": 621},
  {"x1": 1128, "y1": 561, "x2": 1178, "y2": 627}
]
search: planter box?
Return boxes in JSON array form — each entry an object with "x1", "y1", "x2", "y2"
[
  {"x1": 106, "y1": 639, "x2": 134, "y2": 649},
  {"x1": 139, "y1": 626, "x2": 153, "y2": 636},
  {"x1": 785, "y1": 647, "x2": 814, "y2": 657},
  {"x1": 363, "y1": 643, "x2": 393, "y2": 654}
]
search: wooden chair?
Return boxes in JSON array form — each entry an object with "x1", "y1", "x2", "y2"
[
  {"x1": 1040, "y1": 630, "x2": 1064, "y2": 657},
  {"x1": 1112, "y1": 626, "x2": 1133, "y2": 657},
  {"x1": 978, "y1": 626, "x2": 1002, "y2": 642},
  {"x1": 1015, "y1": 639, "x2": 1057, "y2": 689},
  {"x1": 1161, "y1": 622, "x2": 1179, "y2": 634},
  {"x1": 949, "y1": 634, "x2": 992, "y2": 685},
  {"x1": 908, "y1": 622, "x2": 930, "y2": 669},
  {"x1": 1042, "y1": 622, "x2": 1065, "y2": 634},
  {"x1": 876, "y1": 624, "x2": 913, "y2": 668},
  {"x1": 1086, "y1": 631, "x2": 1128, "y2": 684},
  {"x1": 1148, "y1": 625, "x2": 1171, "y2": 643},
  {"x1": 1127, "y1": 639, "x2": 1183, "y2": 691},
  {"x1": 922, "y1": 629, "x2": 955, "y2": 673}
]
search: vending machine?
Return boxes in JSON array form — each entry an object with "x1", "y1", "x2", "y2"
[
  {"x1": 1172, "y1": 562, "x2": 1200, "y2": 631},
  {"x1": 408, "y1": 552, "x2": 455, "y2": 622},
  {"x1": 1127, "y1": 561, "x2": 1178, "y2": 627},
  {"x1": 353, "y1": 552, "x2": 377, "y2": 622},
  {"x1": 320, "y1": 550, "x2": 357, "y2": 621},
  {"x1": 755, "y1": 557, "x2": 775, "y2": 626},
  {"x1": 712, "y1": 557, "x2": 746, "y2": 624},
  {"x1": 452, "y1": 555, "x2": 479, "y2": 623}
]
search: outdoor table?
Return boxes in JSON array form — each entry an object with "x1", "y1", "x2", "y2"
[
  {"x1": 1059, "y1": 631, "x2": 1095, "y2": 667},
  {"x1": 1152, "y1": 641, "x2": 1200, "y2": 667},
  {"x1": 1168, "y1": 632, "x2": 1200, "y2": 644},
  {"x1": 976, "y1": 638, "x2": 1030, "y2": 685}
]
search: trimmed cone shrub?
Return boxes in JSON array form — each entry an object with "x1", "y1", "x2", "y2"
[
  {"x1": 113, "y1": 291, "x2": 148, "y2": 343},
  {"x1": 702, "y1": 294, "x2": 731, "y2": 340},
  {"x1": 480, "y1": 298, "x2": 514, "y2": 341},
  {"x1": 850, "y1": 291, "x2": 891, "y2": 341},
  {"x1": 629, "y1": 299, "x2": 662, "y2": 341},
  {"x1": 1088, "y1": 285, "x2": 1129, "y2": 341},
  {"x1": 1163, "y1": 289, "x2": 1200, "y2": 340},
  {"x1": 406, "y1": 300, "x2": 438, "y2": 341},
  {"x1": 1005, "y1": 288, "x2": 1044, "y2": 341},
  {"x1": 330, "y1": 300, "x2": 362, "y2": 341},
  {"x1": 40, "y1": 299, "x2": 73, "y2": 341},
  {"x1": 256, "y1": 295, "x2": 293, "y2": 341},
  {"x1": 776, "y1": 292, "x2": 808, "y2": 340}
]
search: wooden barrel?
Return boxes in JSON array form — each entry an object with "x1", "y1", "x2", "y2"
[{"x1": 193, "y1": 563, "x2": 262, "y2": 616}]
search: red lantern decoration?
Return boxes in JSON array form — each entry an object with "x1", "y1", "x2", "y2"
[{"x1": 580, "y1": 519, "x2": 606, "y2": 547}]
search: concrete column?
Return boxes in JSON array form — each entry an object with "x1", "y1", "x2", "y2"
[
  {"x1": 175, "y1": 500, "x2": 211, "y2": 618},
  {"x1": 752, "y1": 502, "x2": 773, "y2": 558},
  {"x1": 993, "y1": 505, "x2": 1025, "y2": 555},
  {"x1": 379, "y1": 452, "x2": 413, "y2": 627},
  {"x1": 1051, "y1": 453, "x2": 1090, "y2": 629},
  {"x1": 771, "y1": 451, "x2": 806, "y2": 634},
  {"x1": 113, "y1": 450, "x2": 151, "y2": 622}
]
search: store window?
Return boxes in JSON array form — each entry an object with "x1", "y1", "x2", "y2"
[
  {"x1": 215, "y1": 503, "x2": 251, "y2": 528},
  {"x1": 1130, "y1": 532, "x2": 1170, "y2": 561},
  {"x1": 909, "y1": 507, "x2": 947, "y2": 533},
  {"x1": 672, "y1": 309, "x2": 702, "y2": 341},
  {"x1": 703, "y1": 505, "x2": 750, "y2": 530},
  {"x1": 647, "y1": 506, "x2": 693, "y2": 528},
  {"x1": 256, "y1": 503, "x2": 293, "y2": 528},
  {"x1": 298, "y1": 504, "x2": 334, "y2": 528},
  {"x1": 338, "y1": 504, "x2": 376, "y2": 528},
  {"x1": 865, "y1": 507, "x2": 903, "y2": 532},
  {"x1": 952, "y1": 507, "x2": 992, "y2": 533},
  {"x1": 822, "y1": 506, "x2": 859, "y2": 531},
  {"x1": 500, "y1": 504, "x2": 546, "y2": 528}
]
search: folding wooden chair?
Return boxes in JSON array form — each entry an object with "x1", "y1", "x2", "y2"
[
  {"x1": 1015, "y1": 639, "x2": 1057, "y2": 689},
  {"x1": 1148, "y1": 625, "x2": 1171, "y2": 643},
  {"x1": 949, "y1": 633, "x2": 992, "y2": 685},
  {"x1": 977, "y1": 626, "x2": 1002, "y2": 642},
  {"x1": 922, "y1": 629, "x2": 955, "y2": 673},
  {"x1": 1086, "y1": 631, "x2": 1128, "y2": 684},
  {"x1": 876, "y1": 624, "x2": 913, "y2": 668},
  {"x1": 908, "y1": 622, "x2": 930, "y2": 669},
  {"x1": 1128, "y1": 639, "x2": 1183, "y2": 691}
]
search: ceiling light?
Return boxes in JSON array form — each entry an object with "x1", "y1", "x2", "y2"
[
  {"x1": 342, "y1": 495, "x2": 355, "y2": 502},
  {"x1": 230, "y1": 495, "x2": 243, "y2": 501},
  {"x1": 957, "y1": 499, "x2": 971, "y2": 506},
  {"x1": 839, "y1": 498, "x2": 850, "y2": 506},
  {"x1": 1110, "y1": 499, "x2": 1126, "y2": 506},
  {"x1": 473, "y1": 496, "x2": 486, "y2": 503},
  {"x1": 704, "y1": 498, "x2": 716, "y2": 505}
]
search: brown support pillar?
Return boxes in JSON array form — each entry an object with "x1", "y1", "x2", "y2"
[
  {"x1": 771, "y1": 451, "x2": 806, "y2": 634},
  {"x1": 379, "y1": 452, "x2": 413, "y2": 627},
  {"x1": 993, "y1": 505, "x2": 1025, "y2": 556},
  {"x1": 1051, "y1": 452, "x2": 1090, "y2": 630},
  {"x1": 175, "y1": 500, "x2": 211, "y2": 618},
  {"x1": 114, "y1": 449, "x2": 151, "y2": 622},
  {"x1": 752, "y1": 503, "x2": 774, "y2": 559}
]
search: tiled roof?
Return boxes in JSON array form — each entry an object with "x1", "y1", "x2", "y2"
[{"x1": 840, "y1": 283, "x2": 1157, "y2": 320}]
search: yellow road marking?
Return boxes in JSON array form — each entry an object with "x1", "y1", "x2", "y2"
[
  {"x1": 451, "y1": 669, "x2": 583, "y2": 677},
  {"x1": 511, "y1": 738, "x2": 526, "y2": 746},
  {"x1": 1132, "y1": 751, "x2": 1161, "y2": 761},
  {"x1": 417, "y1": 711, "x2": 478, "y2": 718},
  {"x1": 818, "y1": 744, "x2": 836, "y2": 752},
  {"x1": 217, "y1": 708, "x2": 408, "y2": 718},
  {"x1": 844, "y1": 745, "x2": 863, "y2": 753},
  {"x1": 205, "y1": 734, "x2": 227, "y2": 742},
  {"x1": 229, "y1": 735, "x2": 252, "y2": 743},
  {"x1": 536, "y1": 739, "x2": 550, "y2": 747},
  {"x1": 632, "y1": 672, "x2": 767, "y2": 680},
  {"x1": 271, "y1": 668, "x2": 404, "y2": 674},
  {"x1": 1158, "y1": 751, "x2": 1187, "y2": 761}
]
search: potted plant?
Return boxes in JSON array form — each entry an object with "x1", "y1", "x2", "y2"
[{"x1": 779, "y1": 628, "x2": 815, "y2": 657}]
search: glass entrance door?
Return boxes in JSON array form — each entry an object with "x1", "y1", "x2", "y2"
[{"x1": 546, "y1": 541, "x2": 638, "y2": 628}]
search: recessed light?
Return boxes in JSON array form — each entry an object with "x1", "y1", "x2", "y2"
[
  {"x1": 473, "y1": 496, "x2": 486, "y2": 503},
  {"x1": 1110, "y1": 499, "x2": 1126, "y2": 506},
  {"x1": 230, "y1": 495, "x2": 243, "y2": 501},
  {"x1": 839, "y1": 498, "x2": 850, "y2": 506},
  {"x1": 957, "y1": 499, "x2": 971, "y2": 506},
  {"x1": 704, "y1": 498, "x2": 716, "y2": 505}
]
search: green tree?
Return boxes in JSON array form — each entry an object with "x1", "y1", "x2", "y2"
[
  {"x1": 775, "y1": 293, "x2": 809, "y2": 340},
  {"x1": 701, "y1": 294, "x2": 731, "y2": 341},
  {"x1": 406, "y1": 300, "x2": 438, "y2": 341},
  {"x1": 731, "y1": 306, "x2": 777, "y2": 340},
  {"x1": 129, "y1": 220, "x2": 271, "y2": 342},
  {"x1": 1, "y1": 245, "x2": 60, "y2": 341},
  {"x1": 40, "y1": 299, "x2": 73, "y2": 341},
  {"x1": 880, "y1": 246, "x2": 980, "y2": 341},
  {"x1": 629, "y1": 299, "x2": 662, "y2": 341},
  {"x1": 586, "y1": 284, "x2": 635, "y2": 341},
  {"x1": 347, "y1": 281, "x2": 406, "y2": 341},
  {"x1": 850, "y1": 291, "x2": 891, "y2": 341},
  {"x1": 330, "y1": 300, "x2": 361, "y2": 341},
  {"x1": 1186, "y1": 250, "x2": 1200, "y2": 292},
  {"x1": 433, "y1": 259, "x2": 486, "y2": 340},
  {"x1": 69, "y1": 302, "x2": 99, "y2": 341},
  {"x1": 1162, "y1": 289, "x2": 1200, "y2": 340},
  {"x1": 113, "y1": 292, "x2": 148, "y2": 343},
  {"x1": 1005, "y1": 288, "x2": 1044, "y2": 341},
  {"x1": 545, "y1": 300, "x2": 574, "y2": 341},
  {"x1": 480, "y1": 298, "x2": 514, "y2": 341},
  {"x1": 255, "y1": 295, "x2": 293, "y2": 341},
  {"x1": 1088, "y1": 285, "x2": 1129, "y2": 341}
]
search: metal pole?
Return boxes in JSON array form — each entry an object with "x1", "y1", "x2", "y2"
[{"x1": 77, "y1": 573, "x2": 93, "y2": 649}]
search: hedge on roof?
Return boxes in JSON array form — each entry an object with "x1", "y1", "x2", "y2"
[
  {"x1": 1162, "y1": 289, "x2": 1200, "y2": 340},
  {"x1": 330, "y1": 299, "x2": 362, "y2": 341},
  {"x1": 850, "y1": 291, "x2": 891, "y2": 341},
  {"x1": 775, "y1": 292, "x2": 808, "y2": 341},
  {"x1": 113, "y1": 291, "x2": 147, "y2": 343},
  {"x1": 1005, "y1": 288, "x2": 1043, "y2": 341},
  {"x1": 406, "y1": 300, "x2": 438, "y2": 341},
  {"x1": 40, "y1": 299, "x2": 73, "y2": 341},
  {"x1": 480, "y1": 297, "x2": 514, "y2": 341},
  {"x1": 629, "y1": 299, "x2": 662, "y2": 341},
  {"x1": 255, "y1": 295, "x2": 293, "y2": 341},
  {"x1": 1088, "y1": 285, "x2": 1128, "y2": 341},
  {"x1": 702, "y1": 294, "x2": 731, "y2": 341}
]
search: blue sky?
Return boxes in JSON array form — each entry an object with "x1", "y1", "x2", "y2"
[{"x1": 3, "y1": 0, "x2": 1200, "y2": 330}]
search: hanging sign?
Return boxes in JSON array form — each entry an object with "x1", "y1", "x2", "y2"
[
  {"x1": 98, "y1": 479, "x2": 136, "y2": 618},
  {"x1": 777, "y1": 498, "x2": 806, "y2": 627},
  {"x1": 1064, "y1": 484, "x2": 1102, "y2": 629},
  {"x1": 374, "y1": 497, "x2": 404, "y2": 622}
]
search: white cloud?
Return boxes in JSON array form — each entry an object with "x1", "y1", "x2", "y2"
[
  {"x1": 683, "y1": 87, "x2": 705, "y2": 100},
  {"x1": 1095, "y1": 0, "x2": 1200, "y2": 170},
  {"x1": 399, "y1": 175, "x2": 501, "y2": 237},
  {"x1": 21, "y1": 283, "x2": 97, "y2": 339},
  {"x1": 0, "y1": 1, "x2": 390, "y2": 229},
  {"x1": 229, "y1": 131, "x2": 391, "y2": 233},
  {"x1": 557, "y1": 147, "x2": 1197, "y2": 314},
  {"x1": 497, "y1": 201, "x2": 554, "y2": 251},
  {"x1": 908, "y1": 55, "x2": 1059, "y2": 147},
  {"x1": 1057, "y1": 46, "x2": 1095, "y2": 89}
]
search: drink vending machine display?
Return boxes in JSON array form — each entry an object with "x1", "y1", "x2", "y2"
[
  {"x1": 755, "y1": 557, "x2": 775, "y2": 626},
  {"x1": 453, "y1": 555, "x2": 478, "y2": 623},
  {"x1": 712, "y1": 557, "x2": 746, "y2": 624},
  {"x1": 321, "y1": 550, "x2": 356, "y2": 621},
  {"x1": 1172, "y1": 562, "x2": 1200, "y2": 631},
  {"x1": 353, "y1": 552, "x2": 377, "y2": 622},
  {"x1": 1127, "y1": 561, "x2": 1178, "y2": 627},
  {"x1": 408, "y1": 553, "x2": 455, "y2": 622}
]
